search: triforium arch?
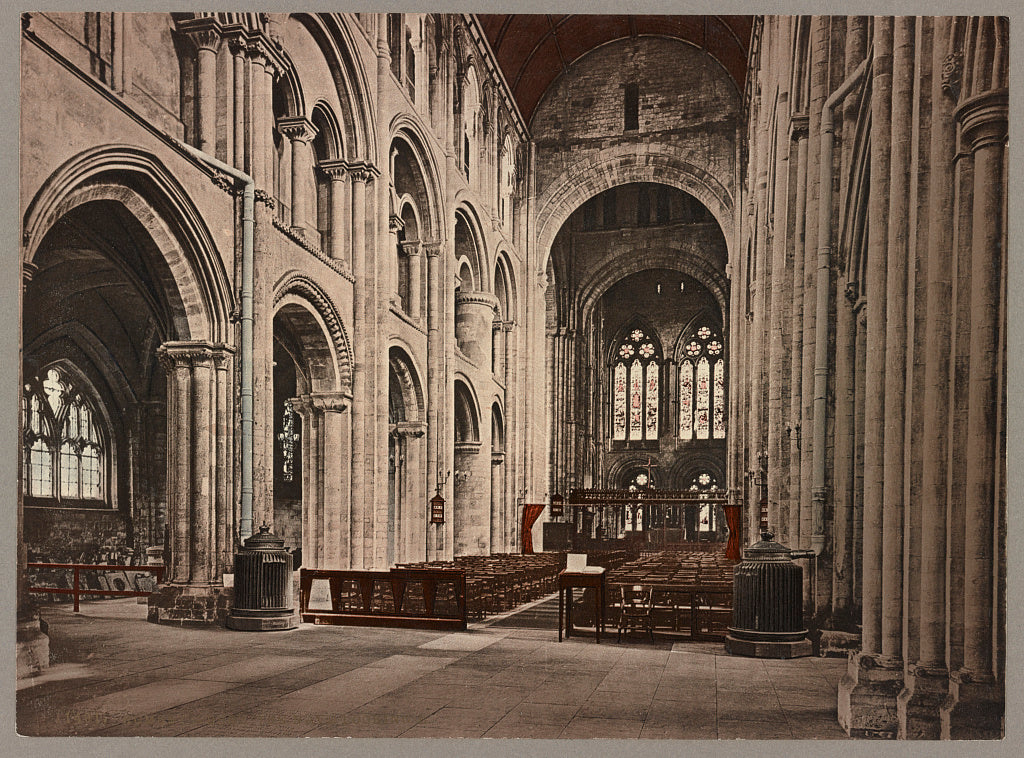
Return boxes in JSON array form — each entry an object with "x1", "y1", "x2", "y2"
[
  {"x1": 271, "y1": 273, "x2": 353, "y2": 570},
  {"x1": 389, "y1": 121, "x2": 445, "y2": 242},
  {"x1": 388, "y1": 345, "x2": 427, "y2": 565}
]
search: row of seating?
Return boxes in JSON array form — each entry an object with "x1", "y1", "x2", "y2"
[{"x1": 605, "y1": 550, "x2": 737, "y2": 640}]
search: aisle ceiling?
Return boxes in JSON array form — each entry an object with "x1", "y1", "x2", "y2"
[{"x1": 477, "y1": 14, "x2": 753, "y2": 124}]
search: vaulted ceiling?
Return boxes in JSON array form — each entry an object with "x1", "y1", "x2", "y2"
[{"x1": 477, "y1": 14, "x2": 753, "y2": 125}]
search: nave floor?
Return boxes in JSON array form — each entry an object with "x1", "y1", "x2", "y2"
[{"x1": 16, "y1": 595, "x2": 849, "y2": 742}]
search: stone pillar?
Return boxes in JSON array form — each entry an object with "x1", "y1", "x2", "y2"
[
  {"x1": 182, "y1": 24, "x2": 222, "y2": 154},
  {"x1": 247, "y1": 44, "x2": 268, "y2": 189},
  {"x1": 897, "y1": 16, "x2": 956, "y2": 739},
  {"x1": 424, "y1": 241, "x2": 444, "y2": 561},
  {"x1": 395, "y1": 422, "x2": 426, "y2": 563},
  {"x1": 455, "y1": 291, "x2": 498, "y2": 368},
  {"x1": 788, "y1": 113, "x2": 809, "y2": 550},
  {"x1": 319, "y1": 161, "x2": 349, "y2": 264},
  {"x1": 229, "y1": 37, "x2": 246, "y2": 170},
  {"x1": 263, "y1": 56, "x2": 278, "y2": 199},
  {"x1": 278, "y1": 117, "x2": 318, "y2": 237},
  {"x1": 491, "y1": 450, "x2": 505, "y2": 553},
  {"x1": 149, "y1": 341, "x2": 235, "y2": 625},
  {"x1": 839, "y1": 17, "x2": 902, "y2": 738},
  {"x1": 404, "y1": 240, "x2": 422, "y2": 318},
  {"x1": 941, "y1": 72, "x2": 1007, "y2": 741},
  {"x1": 388, "y1": 214, "x2": 403, "y2": 307},
  {"x1": 347, "y1": 165, "x2": 373, "y2": 569}
]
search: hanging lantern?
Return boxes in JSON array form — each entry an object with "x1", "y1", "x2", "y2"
[
  {"x1": 550, "y1": 492, "x2": 564, "y2": 518},
  {"x1": 430, "y1": 493, "x2": 445, "y2": 524}
]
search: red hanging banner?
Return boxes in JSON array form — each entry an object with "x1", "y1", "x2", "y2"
[{"x1": 521, "y1": 504, "x2": 547, "y2": 554}]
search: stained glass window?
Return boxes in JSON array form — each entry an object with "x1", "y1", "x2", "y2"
[
  {"x1": 612, "y1": 327, "x2": 660, "y2": 442},
  {"x1": 679, "y1": 360, "x2": 693, "y2": 439},
  {"x1": 696, "y1": 357, "x2": 710, "y2": 439},
  {"x1": 678, "y1": 324, "x2": 726, "y2": 442},
  {"x1": 278, "y1": 399, "x2": 299, "y2": 482},
  {"x1": 22, "y1": 366, "x2": 106, "y2": 502}
]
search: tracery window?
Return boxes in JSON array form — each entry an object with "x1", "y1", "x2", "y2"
[
  {"x1": 22, "y1": 366, "x2": 107, "y2": 503},
  {"x1": 679, "y1": 323, "x2": 726, "y2": 440},
  {"x1": 612, "y1": 328, "x2": 660, "y2": 442}
]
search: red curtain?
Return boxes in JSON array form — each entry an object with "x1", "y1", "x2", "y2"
[
  {"x1": 724, "y1": 503, "x2": 742, "y2": 561},
  {"x1": 521, "y1": 504, "x2": 547, "y2": 554}
]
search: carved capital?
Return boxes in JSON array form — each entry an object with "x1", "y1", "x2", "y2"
[
  {"x1": 389, "y1": 214, "x2": 405, "y2": 234},
  {"x1": 318, "y1": 160, "x2": 348, "y2": 181},
  {"x1": 227, "y1": 34, "x2": 248, "y2": 57},
  {"x1": 394, "y1": 421, "x2": 426, "y2": 439},
  {"x1": 157, "y1": 340, "x2": 235, "y2": 371},
  {"x1": 422, "y1": 241, "x2": 443, "y2": 258},
  {"x1": 310, "y1": 390, "x2": 351, "y2": 413},
  {"x1": 210, "y1": 171, "x2": 235, "y2": 194},
  {"x1": 177, "y1": 17, "x2": 222, "y2": 52},
  {"x1": 455, "y1": 290, "x2": 499, "y2": 312},
  {"x1": 844, "y1": 280, "x2": 859, "y2": 304},
  {"x1": 277, "y1": 116, "x2": 317, "y2": 143},
  {"x1": 346, "y1": 162, "x2": 378, "y2": 184},
  {"x1": 400, "y1": 240, "x2": 421, "y2": 257},
  {"x1": 789, "y1": 113, "x2": 809, "y2": 141}
]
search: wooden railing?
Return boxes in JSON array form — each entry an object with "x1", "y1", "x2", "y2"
[
  {"x1": 299, "y1": 567, "x2": 467, "y2": 631},
  {"x1": 26, "y1": 563, "x2": 165, "y2": 612}
]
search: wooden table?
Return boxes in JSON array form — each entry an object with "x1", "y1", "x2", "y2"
[{"x1": 558, "y1": 568, "x2": 607, "y2": 643}]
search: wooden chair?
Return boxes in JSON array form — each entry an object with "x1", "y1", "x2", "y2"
[{"x1": 617, "y1": 584, "x2": 654, "y2": 642}]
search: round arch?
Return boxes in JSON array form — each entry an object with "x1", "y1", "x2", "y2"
[
  {"x1": 454, "y1": 203, "x2": 489, "y2": 290},
  {"x1": 388, "y1": 344, "x2": 426, "y2": 423},
  {"x1": 23, "y1": 147, "x2": 234, "y2": 343},
  {"x1": 535, "y1": 150, "x2": 735, "y2": 274},
  {"x1": 390, "y1": 120, "x2": 445, "y2": 241},
  {"x1": 272, "y1": 272, "x2": 353, "y2": 394},
  {"x1": 453, "y1": 376, "x2": 480, "y2": 444}
]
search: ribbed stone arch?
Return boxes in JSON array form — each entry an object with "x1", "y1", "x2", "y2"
[{"x1": 272, "y1": 272, "x2": 353, "y2": 394}]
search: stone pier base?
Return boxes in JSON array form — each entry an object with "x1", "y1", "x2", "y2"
[
  {"x1": 940, "y1": 670, "x2": 1003, "y2": 740},
  {"x1": 838, "y1": 652, "x2": 903, "y2": 738},
  {"x1": 16, "y1": 609, "x2": 50, "y2": 679},
  {"x1": 897, "y1": 665, "x2": 948, "y2": 739},
  {"x1": 147, "y1": 584, "x2": 233, "y2": 626}
]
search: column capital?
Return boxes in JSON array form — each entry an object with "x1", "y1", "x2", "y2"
[
  {"x1": 789, "y1": 113, "x2": 809, "y2": 141},
  {"x1": 309, "y1": 390, "x2": 351, "y2": 413},
  {"x1": 455, "y1": 290, "x2": 499, "y2": 311},
  {"x1": 157, "y1": 340, "x2": 236, "y2": 371},
  {"x1": 400, "y1": 239, "x2": 421, "y2": 256},
  {"x1": 955, "y1": 88, "x2": 1008, "y2": 153},
  {"x1": 393, "y1": 421, "x2": 427, "y2": 439},
  {"x1": 422, "y1": 240, "x2": 443, "y2": 258},
  {"x1": 226, "y1": 33, "x2": 248, "y2": 57},
  {"x1": 346, "y1": 162, "x2": 379, "y2": 184},
  {"x1": 318, "y1": 160, "x2": 349, "y2": 180},
  {"x1": 277, "y1": 116, "x2": 317, "y2": 143},
  {"x1": 389, "y1": 214, "x2": 405, "y2": 234},
  {"x1": 941, "y1": 50, "x2": 964, "y2": 99},
  {"x1": 176, "y1": 17, "x2": 223, "y2": 52}
]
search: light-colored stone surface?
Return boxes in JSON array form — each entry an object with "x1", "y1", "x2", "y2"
[{"x1": 17, "y1": 598, "x2": 850, "y2": 739}]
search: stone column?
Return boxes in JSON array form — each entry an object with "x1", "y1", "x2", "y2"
[
  {"x1": 455, "y1": 291, "x2": 498, "y2": 368},
  {"x1": 182, "y1": 24, "x2": 222, "y2": 154},
  {"x1": 313, "y1": 391, "x2": 351, "y2": 570},
  {"x1": 788, "y1": 113, "x2": 809, "y2": 549},
  {"x1": 150, "y1": 341, "x2": 235, "y2": 625},
  {"x1": 395, "y1": 422, "x2": 426, "y2": 563},
  {"x1": 388, "y1": 214, "x2": 403, "y2": 307},
  {"x1": 229, "y1": 36, "x2": 246, "y2": 170},
  {"x1": 263, "y1": 55, "x2": 279, "y2": 199},
  {"x1": 319, "y1": 161, "x2": 350, "y2": 264},
  {"x1": 246, "y1": 44, "x2": 268, "y2": 189},
  {"x1": 839, "y1": 17, "x2": 902, "y2": 738},
  {"x1": 278, "y1": 117, "x2": 318, "y2": 237},
  {"x1": 348, "y1": 165, "x2": 373, "y2": 569},
  {"x1": 899, "y1": 18, "x2": 957, "y2": 739},
  {"x1": 853, "y1": 303, "x2": 867, "y2": 605},
  {"x1": 404, "y1": 240, "x2": 422, "y2": 318},
  {"x1": 424, "y1": 241, "x2": 444, "y2": 562},
  {"x1": 491, "y1": 450, "x2": 505, "y2": 553},
  {"x1": 941, "y1": 68, "x2": 1007, "y2": 740}
]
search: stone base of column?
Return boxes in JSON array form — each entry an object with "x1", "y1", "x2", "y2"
[
  {"x1": 725, "y1": 634, "x2": 812, "y2": 659},
  {"x1": 16, "y1": 608, "x2": 50, "y2": 679},
  {"x1": 817, "y1": 630, "x2": 861, "y2": 658},
  {"x1": 147, "y1": 584, "x2": 233, "y2": 626},
  {"x1": 896, "y1": 664, "x2": 948, "y2": 739},
  {"x1": 940, "y1": 669, "x2": 1003, "y2": 739},
  {"x1": 837, "y1": 652, "x2": 903, "y2": 738}
]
